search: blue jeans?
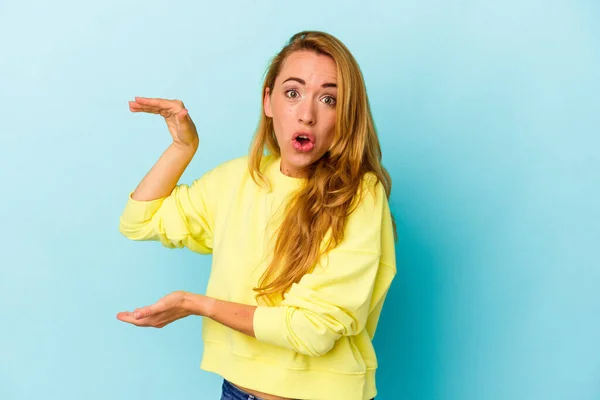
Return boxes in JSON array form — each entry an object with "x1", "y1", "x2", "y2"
[
  {"x1": 220, "y1": 379, "x2": 268, "y2": 400},
  {"x1": 220, "y1": 378, "x2": 375, "y2": 400}
]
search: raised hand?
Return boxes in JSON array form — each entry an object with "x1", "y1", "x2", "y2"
[{"x1": 129, "y1": 97, "x2": 198, "y2": 147}]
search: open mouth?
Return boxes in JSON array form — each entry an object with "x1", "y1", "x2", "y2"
[
  {"x1": 296, "y1": 136, "x2": 310, "y2": 145},
  {"x1": 292, "y1": 133, "x2": 315, "y2": 152}
]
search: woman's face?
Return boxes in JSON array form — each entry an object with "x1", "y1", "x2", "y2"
[{"x1": 264, "y1": 50, "x2": 338, "y2": 178}]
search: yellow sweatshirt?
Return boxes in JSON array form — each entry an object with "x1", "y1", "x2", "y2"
[{"x1": 119, "y1": 155, "x2": 396, "y2": 400}]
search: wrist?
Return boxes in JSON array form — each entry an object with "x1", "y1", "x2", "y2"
[
  {"x1": 172, "y1": 138, "x2": 199, "y2": 153},
  {"x1": 184, "y1": 292, "x2": 214, "y2": 317}
]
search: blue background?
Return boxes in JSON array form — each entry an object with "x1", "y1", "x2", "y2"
[{"x1": 1, "y1": 1, "x2": 599, "y2": 399}]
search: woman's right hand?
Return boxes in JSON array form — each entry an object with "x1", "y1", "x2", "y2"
[{"x1": 129, "y1": 97, "x2": 199, "y2": 148}]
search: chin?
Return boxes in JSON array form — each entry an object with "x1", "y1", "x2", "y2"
[
  {"x1": 281, "y1": 148, "x2": 326, "y2": 174},
  {"x1": 288, "y1": 150, "x2": 323, "y2": 165}
]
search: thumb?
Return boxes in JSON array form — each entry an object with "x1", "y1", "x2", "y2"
[
  {"x1": 173, "y1": 108, "x2": 190, "y2": 132},
  {"x1": 176, "y1": 108, "x2": 189, "y2": 121}
]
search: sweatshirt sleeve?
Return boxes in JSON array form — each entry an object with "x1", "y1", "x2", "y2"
[
  {"x1": 118, "y1": 170, "x2": 215, "y2": 254},
  {"x1": 253, "y1": 176, "x2": 394, "y2": 357}
]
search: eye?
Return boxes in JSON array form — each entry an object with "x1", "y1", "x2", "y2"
[
  {"x1": 285, "y1": 89, "x2": 300, "y2": 99},
  {"x1": 322, "y1": 95, "x2": 337, "y2": 107}
]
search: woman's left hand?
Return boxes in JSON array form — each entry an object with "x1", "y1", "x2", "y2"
[{"x1": 116, "y1": 290, "x2": 195, "y2": 328}]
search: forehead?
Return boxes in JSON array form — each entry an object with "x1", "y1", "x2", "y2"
[{"x1": 278, "y1": 50, "x2": 337, "y2": 84}]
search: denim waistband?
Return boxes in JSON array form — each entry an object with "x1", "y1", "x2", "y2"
[
  {"x1": 221, "y1": 379, "x2": 267, "y2": 400},
  {"x1": 221, "y1": 378, "x2": 374, "y2": 400}
]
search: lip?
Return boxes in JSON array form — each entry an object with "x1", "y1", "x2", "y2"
[{"x1": 292, "y1": 131, "x2": 316, "y2": 143}]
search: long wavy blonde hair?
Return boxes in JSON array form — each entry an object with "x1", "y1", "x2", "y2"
[{"x1": 248, "y1": 30, "x2": 395, "y2": 304}]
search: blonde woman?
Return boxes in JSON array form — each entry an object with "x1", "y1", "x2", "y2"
[{"x1": 117, "y1": 31, "x2": 397, "y2": 400}]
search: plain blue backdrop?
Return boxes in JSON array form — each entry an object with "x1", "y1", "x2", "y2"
[{"x1": 1, "y1": 1, "x2": 599, "y2": 399}]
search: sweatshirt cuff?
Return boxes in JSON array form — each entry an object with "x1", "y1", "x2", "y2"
[
  {"x1": 253, "y1": 305, "x2": 290, "y2": 349},
  {"x1": 121, "y1": 192, "x2": 166, "y2": 224}
]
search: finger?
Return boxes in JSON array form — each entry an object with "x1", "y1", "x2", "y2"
[
  {"x1": 135, "y1": 97, "x2": 184, "y2": 109},
  {"x1": 129, "y1": 102, "x2": 182, "y2": 117},
  {"x1": 129, "y1": 101, "x2": 161, "y2": 110},
  {"x1": 116, "y1": 311, "x2": 136, "y2": 324},
  {"x1": 117, "y1": 311, "x2": 154, "y2": 327},
  {"x1": 128, "y1": 101, "x2": 161, "y2": 111},
  {"x1": 128, "y1": 101, "x2": 147, "y2": 108},
  {"x1": 129, "y1": 105, "x2": 161, "y2": 114},
  {"x1": 134, "y1": 97, "x2": 164, "y2": 106},
  {"x1": 134, "y1": 303, "x2": 162, "y2": 319}
]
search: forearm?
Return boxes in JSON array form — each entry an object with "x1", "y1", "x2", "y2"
[
  {"x1": 185, "y1": 292, "x2": 257, "y2": 338},
  {"x1": 131, "y1": 141, "x2": 198, "y2": 201}
]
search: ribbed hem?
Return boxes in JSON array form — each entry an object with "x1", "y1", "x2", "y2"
[
  {"x1": 253, "y1": 305, "x2": 291, "y2": 350},
  {"x1": 200, "y1": 340, "x2": 376, "y2": 400},
  {"x1": 121, "y1": 191, "x2": 166, "y2": 222}
]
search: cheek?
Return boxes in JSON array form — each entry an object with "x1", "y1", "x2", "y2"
[
  {"x1": 323, "y1": 112, "x2": 337, "y2": 143},
  {"x1": 272, "y1": 100, "x2": 295, "y2": 131}
]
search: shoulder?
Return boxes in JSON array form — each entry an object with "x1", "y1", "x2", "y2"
[
  {"x1": 353, "y1": 172, "x2": 386, "y2": 209},
  {"x1": 194, "y1": 155, "x2": 249, "y2": 184},
  {"x1": 347, "y1": 173, "x2": 388, "y2": 228},
  {"x1": 331, "y1": 173, "x2": 387, "y2": 253},
  {"x1": 209, "y1": 155, "x2": 249, "y2": 175},
  {"x1": 333, "y1": 172, "x2": 393, "y2": 253}
]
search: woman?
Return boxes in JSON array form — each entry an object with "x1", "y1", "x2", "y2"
[{"x1": 117, "y1": 30, "x2": 397, "y2": 400}]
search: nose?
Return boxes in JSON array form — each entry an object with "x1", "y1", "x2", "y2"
[{"x1": 297, "y1": 99, "x2": 316, "y2": 126}]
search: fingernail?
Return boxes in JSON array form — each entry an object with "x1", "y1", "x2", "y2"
[{"x1": 134, "y1": 312, "x2": 141, "y2": 319}]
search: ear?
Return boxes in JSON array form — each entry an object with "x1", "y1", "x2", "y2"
[{"x1": 263, "y1": 87, "x2": 273, "y2": 118}]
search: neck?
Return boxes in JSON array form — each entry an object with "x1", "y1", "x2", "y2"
[{"x1": 280, "y1": 165, "x2": 307, "y2": 178}]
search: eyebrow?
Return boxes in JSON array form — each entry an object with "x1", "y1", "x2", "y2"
[{"x1": 282, "y1": 77, "x2": 337, "y2": 89}]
